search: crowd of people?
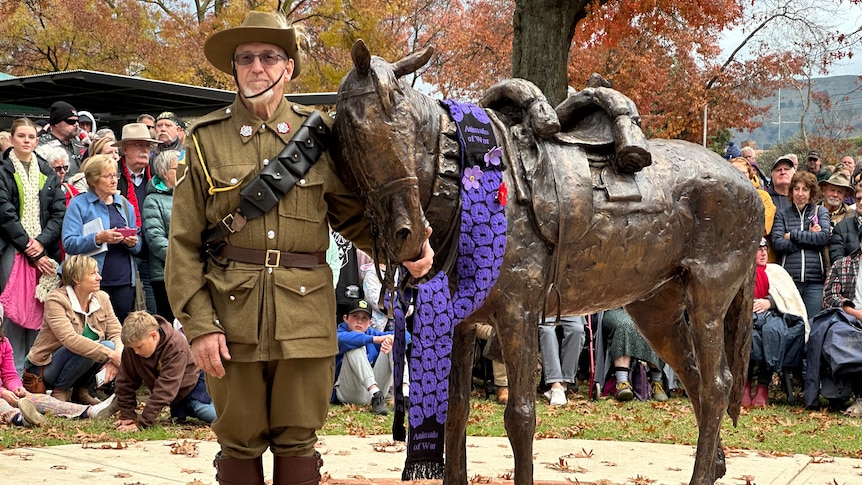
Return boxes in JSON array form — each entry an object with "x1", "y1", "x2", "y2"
[
  {"x1": 0, "y1": 100, "x2": 211, "y2": 430},
  {"x1": 729, "y1": 142, "x2": 862, "y2": 416}
]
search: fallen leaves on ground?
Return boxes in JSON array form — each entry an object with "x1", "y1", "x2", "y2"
[
  {"x1": 168, "y1": 440, "x2": 199, "y2": 457},
  {"x1": 372, "y1": 440, "x2": 406, "y2": 453}
]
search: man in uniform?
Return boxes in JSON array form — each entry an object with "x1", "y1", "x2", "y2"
[{"x1": 166, "y1": 11, "x2": 432, "y2": 485}]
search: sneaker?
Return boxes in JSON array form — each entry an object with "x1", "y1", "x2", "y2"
[
  {"x1": 651, "y1": 381, "x2": 668, "y2": 402},
  {"x1": 843, "y1": 399, "x2": 862, "y2": 418},
  {"x1": 543, "y1": 387, "x2": 567, "y2": 406},
  {"x1": 17, "y1": 398, "x2": 46, "y2": 427},
  {"x1": 370, "y1": 391, "x2": 389, "y2": 415},
  {"x1": 88, "y1": 393, "x2": 120, "y2": 419},
  {"x1": 615, "y1": 381, "x2": 634, "y2": 402}
]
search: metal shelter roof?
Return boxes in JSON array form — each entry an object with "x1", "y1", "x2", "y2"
[{"x1": 0, "y1": 70, "x2": 336, "y2": 122}]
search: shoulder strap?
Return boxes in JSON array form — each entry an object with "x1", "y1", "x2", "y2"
[{"x1": 203, "y1": 110, "x2": 331, "y2": 247}]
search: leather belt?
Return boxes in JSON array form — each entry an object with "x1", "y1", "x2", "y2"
[{"x1": 215, "y1": 245, "x2": 326, "y2": 269}]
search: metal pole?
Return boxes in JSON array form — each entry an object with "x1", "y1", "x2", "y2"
[{"x1": 703, "y1": 105, "x2": 707, "y2": 147}]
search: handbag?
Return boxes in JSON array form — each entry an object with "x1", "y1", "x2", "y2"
[
  {"x1": 22, "y1": 368, "x2": 46, "y2": 394},
  {"x1": 0, "y1": 252, "x2": 44, "y2": 330}
]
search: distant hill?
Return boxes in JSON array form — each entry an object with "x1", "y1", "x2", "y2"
[{"x1": 733, "y1": 75, "x2": 862, "y2": 149}]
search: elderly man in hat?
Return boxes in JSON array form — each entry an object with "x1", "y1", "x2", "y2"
[
  {"x1": 767, "y1": 155, "x2": 796, "y2": 212},
  {"x1": 819, "y1": 171, "x2": 854, "y2": 227},
  {"x1": 115, "y1": 123, "x2": 160, "y2": 315},
  {"x1": 39, "y1": 101, "x2": 84, "y2": 177},
  {"x1": 166, "y1": 11, "x2": 433, "y2": 485},
  {"x1": 154, "y1": 111, "x2": 186, "y2": 155}
]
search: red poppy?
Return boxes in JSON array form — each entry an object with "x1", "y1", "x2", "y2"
[{"x1": 497, "y1": 182, "x2": 508, "y2": 206}]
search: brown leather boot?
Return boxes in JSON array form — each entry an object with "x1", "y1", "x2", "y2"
[
  {"x1": 51, "y1": 389, "x2": 72, "y2": 402},
  {"x1": 213, "y1": 452, "x2": 265, "y2": 485},
  {"x1": 273, "y1": 452, "x2": 323, "y2": 485},
  {"x1": 73, "y1": 386, "x2": 101, "y2": 405}
]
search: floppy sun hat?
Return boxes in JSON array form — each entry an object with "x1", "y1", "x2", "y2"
[{"x1": 204, "y1": 11, "x2": 302, "y2": 79}]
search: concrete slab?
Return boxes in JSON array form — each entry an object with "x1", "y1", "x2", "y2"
[{"x1": 1, "y1": 435, "x2": 859, "y2": 485}]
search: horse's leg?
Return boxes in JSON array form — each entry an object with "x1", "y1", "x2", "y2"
[
  {"x1": 679, "y1": 269, "x2": 736, "y2": 485},
  {"x1": 626, "y1": 278, "x2": 718, "y2": 484},
  {"x1": 625, "y1": 279, "x2": 701, "y2": 413},
  {"x1": 497, "y1": 302, "x2": 539, "y2": 485},
  {"x1": 444, "y1": 320, "x2": 476, "y2": 485}
]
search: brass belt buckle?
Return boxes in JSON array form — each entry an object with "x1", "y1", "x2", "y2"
[
  {"x1": 265, "y1": 249, "x2": 281, "y2": 268},
  {"x1": 221, "y1": 213, "x2": 237, "y2": 233}
]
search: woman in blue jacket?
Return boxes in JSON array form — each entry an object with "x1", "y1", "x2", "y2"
[
  {"x1": 62, "y1": 155, "x2": 141, "y2": 323},
  {"x1": 771, "y1": 171, "x2": 831, "y2": 322}
]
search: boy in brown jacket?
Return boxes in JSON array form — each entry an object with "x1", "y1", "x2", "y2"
[{"x1": 114, "y1": 311, "x2": 215, "y2": 430}]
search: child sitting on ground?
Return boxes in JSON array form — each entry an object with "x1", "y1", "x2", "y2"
[
  {"x1": 1, "y1": 306, "x2": 118, "y2": 427},
  {"x1": 333, "y1": 299, "x2": 410, "y2": 416},
  {"x1": 114, "y1": 311, "x2": 215, "y2": 431}
]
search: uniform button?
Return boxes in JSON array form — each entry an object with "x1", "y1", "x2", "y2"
[
  {"x1": 268, "y1": 267, "x2": 273, "y2": 274},
  {"x1": 299, "y1": 285, "x2": 307, "y2": 294},
  {"x1": 263, "y1": 158, "x2": 269, "y2": 166},
  {"x1": 299, "y1": 178, "x2": 306, "y2": 185},
  {"x1": 226, "y1": 108, "x2": 231, "y2": 114},
  {"x1": 229, "y1": 295, "x2": 236, "y2": 301},
  {"x1": 267, "y1": 230, "x2": 275, "y2": 239},
  {"x1": 230, "y1": 178, "x2": 238, "y2": 184},
  {"x1": 261, "y1": 124, "x2": 266, "y2": 130}
]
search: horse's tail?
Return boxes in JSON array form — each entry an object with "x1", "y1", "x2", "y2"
[{"x1": 724, "y1": 272, "x2": 754, "y2": 426}]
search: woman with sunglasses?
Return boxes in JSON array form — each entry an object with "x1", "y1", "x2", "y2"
[
  {"x1": 62, "y1": 155, "x2": 142, "y2": 325},
  {"x1": 0, "y1": 118, "x2": 66, "y2": 376}
]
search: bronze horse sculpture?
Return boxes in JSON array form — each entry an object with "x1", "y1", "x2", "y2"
[{"x1": 334, "y1": 40, "x2": 763, "y2": 485}]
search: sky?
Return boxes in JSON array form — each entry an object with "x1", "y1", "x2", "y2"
[{"x1": 719, "y1": 2, "x2": 862, "y2": 78}]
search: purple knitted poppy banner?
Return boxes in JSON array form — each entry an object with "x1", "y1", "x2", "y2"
[{"x1": 396, "y1": 100, "x2": 507, "y2": 479}]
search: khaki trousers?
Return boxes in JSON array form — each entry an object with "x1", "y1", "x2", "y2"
[{"x1": 206, "y1": 357, "x2": 334, "y2": 459}]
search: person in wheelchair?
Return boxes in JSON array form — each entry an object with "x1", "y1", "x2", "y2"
[
  {"x1": 807, "y1": 236, "x2": 862, "y2": 417},
  {"x1": 746, "y1": 237, "x2": 807, "y2": 407}
]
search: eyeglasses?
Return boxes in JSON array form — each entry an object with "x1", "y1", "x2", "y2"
[
  {"x1": 53, "y1": 165, "x2": 70, "y2": 173},
  {"x1": 100, "y1": 173, "x2": 121, "y2": 180},
  {"x1": 233, "y1": 53, "x2": 286, "y2": 66},
  {"x1": 62, "y1": 118, "x2": 79, "y2": 125}
]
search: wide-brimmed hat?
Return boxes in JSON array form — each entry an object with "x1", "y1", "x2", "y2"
[
  {"x1": 818, "y1": 170, "x2": 853, "y2": 193},
  {"x1": 112, "y1": 123, "x2": 159, "y2": 146},
  {"x1": 204, "y1": 11, "x2": 301, "y2": 79}
]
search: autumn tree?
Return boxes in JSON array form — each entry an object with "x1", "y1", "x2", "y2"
[{"x1": 0, "y1": 0, "x2": 158, "y2": 75}]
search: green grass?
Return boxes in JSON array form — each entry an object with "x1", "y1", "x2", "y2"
[{"x1": 3, "y1": 388, "x2": 861, "y2": 459}]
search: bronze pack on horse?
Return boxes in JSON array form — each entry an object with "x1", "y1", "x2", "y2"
[{"x1": 334, "y1": 40, "x2": 763, "y2": 485}]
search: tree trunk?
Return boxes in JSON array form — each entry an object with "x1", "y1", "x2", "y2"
[{"x1": 511, "y1": 0, "x2": 587, "y2": 106}]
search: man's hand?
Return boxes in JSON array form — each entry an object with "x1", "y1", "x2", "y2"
[
  {"x1": 192, "y1": 332, "x2": 231, "y2": 378},
  {"x1": 403, "y1": 227, "x2": 434, "y2": 278}
]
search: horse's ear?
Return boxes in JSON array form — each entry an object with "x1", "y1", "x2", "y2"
[
  {"x1": 351, "y1": 39, "x2": 371, "y2": 76},
  {"x1": 392, "y1": 46, "x2": 434, "y2": 79}
]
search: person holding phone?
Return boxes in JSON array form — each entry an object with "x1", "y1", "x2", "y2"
[
  {"x1": 771, "y1": 171, "x2": 831, "y2": 322},
  {"x1": 62, "y1": 154, "x2": 142, "y2": 324}
]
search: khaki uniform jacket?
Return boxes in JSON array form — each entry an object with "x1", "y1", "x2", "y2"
[
  {"x1": 28, "y1": 287, "x2": 123, "y2": 366},
  {"x1": 166, "y1": 97, "x2": 371, "y2": 362}
]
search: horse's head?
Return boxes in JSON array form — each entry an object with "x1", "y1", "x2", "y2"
[{"x1": 335, "y1": 40, "x2": 434, "y2": 264}]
